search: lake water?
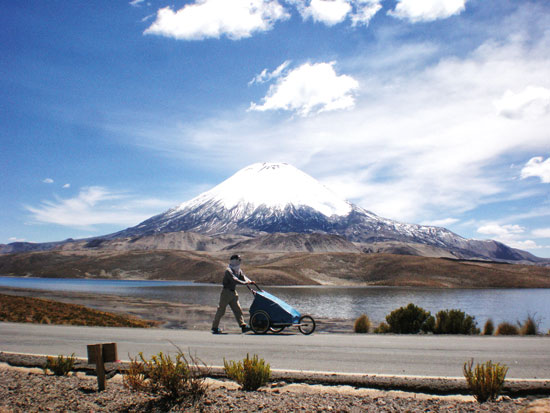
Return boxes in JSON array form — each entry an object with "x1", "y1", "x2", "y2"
[{"x1": 1, "y1": 276, "x2": 549, "y2": 330}]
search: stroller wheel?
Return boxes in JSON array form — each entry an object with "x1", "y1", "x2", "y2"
[
  {"x1": 250, "y1": 310, "x2": 270, "y2": 334},
  {"x1": 269, "y1": 326, "x2": 285, "y2": 334},
  {"x1": 298, "y1": 315, "x2": 316, "y2": 335}
]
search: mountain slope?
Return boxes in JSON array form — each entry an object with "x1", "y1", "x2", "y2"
[
  {"x1": 2, "y1": 162, "x2": 547, "y2": 264},
  {"x1": 113, "y1": 162, "x2": 543, "y2": 263}
]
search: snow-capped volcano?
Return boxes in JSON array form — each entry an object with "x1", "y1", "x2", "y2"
[
  {"x1": 112, "y1": 162, "x2": 540, "y2": 262},
  {"x1": 175, "y1": 162, "x2": 352, "y2": 218},
  {"x1": 122, "y1": 162, "x2": 357, "y2": 236}
]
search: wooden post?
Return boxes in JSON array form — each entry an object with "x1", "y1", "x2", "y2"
[
  {"x1": 87, "y1": 343, "x2": 117, "y2": 392},
  {"x1": 102, "y1": 343, "x2": 118, "y2": 364}
]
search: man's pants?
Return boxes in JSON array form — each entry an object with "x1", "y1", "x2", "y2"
[{"x1": 212, "y1": 288, "x2": 245, "y2": 329}]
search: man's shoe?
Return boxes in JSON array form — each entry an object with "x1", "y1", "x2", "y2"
[
  {"x1": 212, "y1": 328, "x2": 222, "y2": 334},
  {"x1": 241, "y1": 325, "x2": 251, "y2": 333}
]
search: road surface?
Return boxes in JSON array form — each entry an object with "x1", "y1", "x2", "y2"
[{"x1": 1, "y1": 322, "x2": 548, "y2": 379}]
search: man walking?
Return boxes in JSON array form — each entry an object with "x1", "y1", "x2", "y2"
[{"x1": 211, "y1": 254, "x2": 252, "y2": 334}]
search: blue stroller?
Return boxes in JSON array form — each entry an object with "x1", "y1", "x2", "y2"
[{"x1": 247, "y1": 283, "x2": 316, "y2": 335}]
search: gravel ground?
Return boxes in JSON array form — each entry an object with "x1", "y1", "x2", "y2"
[{"x1": 0, "y1": 363, "x2": 539, "y2": 413}]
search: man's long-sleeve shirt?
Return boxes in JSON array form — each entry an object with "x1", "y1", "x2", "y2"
[{"x1": 222, "y1": 268, "x2": 250, "y2": 291}]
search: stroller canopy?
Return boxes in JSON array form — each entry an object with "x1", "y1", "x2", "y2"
[{"x1": 250, "y1": 290, "x2": 301, "y2": 325}]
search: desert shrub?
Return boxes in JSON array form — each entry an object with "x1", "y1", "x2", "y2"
[
  {"x1": 385, "y1": 303, "x2": 435, "y2": 334},
  {"x1": 482, "y1": 319, "x2": 494, "y2": 336},
  {"x1": 123, "y1": 351, "x2": 208, "y2": 405},
  {"x1": 224, "y1": 354, "x2": 271, "y2": 391},
  {"x1": 373, "y1": 322, "x2": 390, "y2": 334},
  {"x1": 495, "y1": 322, "x2": 519, "y2": 336},
  {"x1": 354, "y1": 314, "x2": 371, "y2": 333},
  {"x1": 519, "y1": 315, "x2": 539, "y2": 336},
  {"x1": 434, "y1": 309, "x2": 479, "y2": 335},
  {"x1": 43, "y1": 353, "x2": 75, "y2": 376},
  {"x1": 463, "y1": 359, "x2": 508, "y2": 403}
]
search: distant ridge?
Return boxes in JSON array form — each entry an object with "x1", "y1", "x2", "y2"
[
  {"x1": 2, "y1": 162, "x2": 549, "y2": 265},
  {"x1": 105, "y1": 162, "x2": 546, "y2": 264}
]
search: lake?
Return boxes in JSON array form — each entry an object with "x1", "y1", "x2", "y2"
[{"x1": 1, "y1": 276, "x2": 549, "y2": 330}]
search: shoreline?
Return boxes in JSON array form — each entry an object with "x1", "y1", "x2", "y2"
[
  {"x1": 4, "y1": 274, "x2": 550, "y2": 289},
  {"x1": 0, "y1": 287, "x2": 355, "y2": 333}
]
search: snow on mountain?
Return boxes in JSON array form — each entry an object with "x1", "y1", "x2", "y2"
[
  {"x1": 174, "y1": 162, "x2": 352, "y2": 218},
  {"x1": 5, "y1": 162, "x2": 544, "y2": 263},
  {"x1": 107, "y1": 162, "x2": 542, "y2": 263}
]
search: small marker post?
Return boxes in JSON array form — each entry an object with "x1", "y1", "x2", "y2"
[{"x1": 87, "y1": 343, "x2": 118, "y2": 391}]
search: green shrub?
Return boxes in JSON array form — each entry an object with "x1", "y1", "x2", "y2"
[
  {"x1": 463, "y1": 359, "x2": 508, "y2": 403},
  {"x1": 354, "y1": 314, "x2": 371, "y2": 333},
  {"x1": 519, "y1": 315, "x2": 538, "y2": 336},
  {"x1": 385, "y1": 303, "x2": 435, "y2": 334},
  {"x1": 123, "y1": 351, "x2": 208, "y2": 405},
  {"x1": 373, "y1": 322, "x2": 390, "y2": 334},
  {"x1": 43, "y1": 353, "x2": 75, "y2": 376},
  {"x1": 434, "y1": 309, "x2": 479, "y2": 335},
  {"x1": 482, "y1": 319, "x2": 494, "y2": 336},
  {"x1": 495, "y1": 322, "x2": 519, "y2": 336},
  {"x1": 224, "y1": 354, "x2": 271, "y2": 391}
]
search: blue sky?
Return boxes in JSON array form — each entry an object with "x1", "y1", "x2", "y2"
[{"x1": 2, "y1": 0, "x2": 550, "y2": 257}]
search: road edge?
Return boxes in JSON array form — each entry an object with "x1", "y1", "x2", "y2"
[{"x1": 1, "y1": 351, "x2": 549, "y2": 397}]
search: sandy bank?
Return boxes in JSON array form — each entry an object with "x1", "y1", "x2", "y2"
[{"x1": 0, "y1": 287, "x2": 354, "y2": 333}]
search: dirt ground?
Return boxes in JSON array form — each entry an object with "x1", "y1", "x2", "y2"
[{"x1": 1, "y1": 362, "x2": 544, "y2": 412}]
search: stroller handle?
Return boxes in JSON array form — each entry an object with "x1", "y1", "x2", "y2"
[{"x1": 246, "y1": 281, "x2": 263, "y2": 293}]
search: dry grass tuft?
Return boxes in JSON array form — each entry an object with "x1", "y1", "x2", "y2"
[
  {"x1": 482, "y1": 319, "x2": 494, "y2": 336},
  {"x1": 495, "y1": 322, "x2": 519, "y2": 336},
  {"x1": 224, "y1": 354, "x2": 271, "y2": 391},
  {"x1": 463, "y1": 359, "x2": 508, "y2": 403},
  {"x1": 354, "y1": 314, "x2": 371, "y2": 333},
  {"x1": 124, "y1": 351, "x2": 208, "y2": 406},
  {"x1": 519, "y1": 315, "x2": 539, "y2": 336}
]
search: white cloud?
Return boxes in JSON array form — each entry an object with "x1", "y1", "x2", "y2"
[
  {"x1": 25, "y1": 187, "x2": 174, "y2": 231},
  {"x1": 505, "y1": 239, "x2": 541, "y2": 250},
  {"x1": 420, "y1": 218, "x2": 459, "y2": 227},
  {"x1": 249, "y1": 60, "x2": 291, "y2": 85},
  {"x1": 478, "y1": 223, "x2": 524, "y2": 237},
  {"x1": 290, "y1": 0, "x2": 382, "y2": 27},
  {"x1": 532, "y1": 228, "x2": 550, "y2": 238},
  {"x1": 63, "y1": 183, "x2": 71, "y2": 189},
  {"x1": 351, "y1": 0, "x2": 382, "y2": 26},
  {"x1": 141, "y1": 13, "x2": 156, "y2": 23},
  {"x1": 476, "y1": 223, "x2": 543, "y2": 249},
  {"x1": 8, "y1": 237, "x2": 26, "y2": 242},
  {"x1": 249, "y1": 61, "x2": 359, "y2": 116},
  {"x1": 129, "y1": 0, "x2": 145, "y2": 7},
  {"x1": 495, "y1": 86, "x2": 550, "y2": 119},
  {"x1": 43, "y1": 178, "x2": 54, "y2": 184},
  {"x1": 299, "y1": 0, "x2": 352, "y2": 26},
  {"x1": 521, "y1": 156, "x2": 550, "y2": 183},
  {"x1": 389, "y1": 0, "x2": 468, "y2": 23},
  {"x1": 144, "y1": 0, "x2": 289, "y2": 40}
]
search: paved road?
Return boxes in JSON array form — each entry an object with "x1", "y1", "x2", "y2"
[{"x1": 1, "y1": 322, "x2": 548, "y2": 379}]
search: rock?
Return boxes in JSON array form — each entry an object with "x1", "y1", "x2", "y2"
[{"x1": 518, "y1": 398, "x2": 550, "y2": 413}]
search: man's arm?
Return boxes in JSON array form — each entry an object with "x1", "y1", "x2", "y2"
[{"x1": 240, "y1": 272, "x2": 253, "y2": 284}]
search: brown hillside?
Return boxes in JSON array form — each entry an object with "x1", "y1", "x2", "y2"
[
  {"x1": 0, "y1": 294, "x2": 158, "y2": 327},
  {"x1": 0, "y1": 250, "x2": 223, "y2": 280},
  {"x1": 1, "y1": 250, "x2": 549, "y2": 288}
]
